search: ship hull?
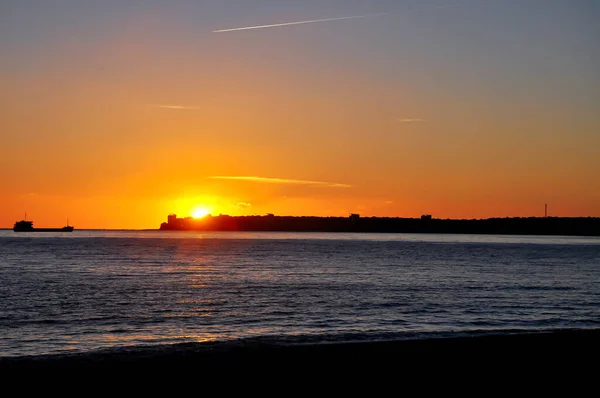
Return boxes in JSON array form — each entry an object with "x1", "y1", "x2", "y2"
[{"x1": 14, "y1": 227, "x2": 74, "y2": 232}]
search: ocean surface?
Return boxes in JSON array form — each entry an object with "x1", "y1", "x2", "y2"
[{"x1": 1, "y1": 230, "x2": 599, "y2": 359}]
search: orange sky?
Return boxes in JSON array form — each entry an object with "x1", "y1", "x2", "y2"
[{"x1": 1, "y1": 1, "x2": 598, "y2": 229}]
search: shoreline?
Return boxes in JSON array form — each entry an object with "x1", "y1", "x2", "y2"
[{"x1": 2, "y1": 329, "x2": 598, "y2": 373}]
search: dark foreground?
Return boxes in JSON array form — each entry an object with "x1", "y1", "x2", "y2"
[{"x1": 2, "y1": 329, "x2": 598, "y2": 383}]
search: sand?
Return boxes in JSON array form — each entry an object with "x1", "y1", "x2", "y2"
[{"x1": 1, "y1": 329, "x2": 598, "y2": 379}]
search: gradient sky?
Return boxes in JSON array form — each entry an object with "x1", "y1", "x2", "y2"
[{"x1": 1, "y1": 0, "x2": 599, "y2": 229}]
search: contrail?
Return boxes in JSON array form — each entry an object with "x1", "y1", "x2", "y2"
[
  {"x1": 213, "y1": 1, "x2": 487, "y2": 34},
  {"x1": 213, "y1": 13, "x2": 386, "y2": 33}
]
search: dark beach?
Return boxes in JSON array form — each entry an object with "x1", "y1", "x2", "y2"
[{"x1": 2, "y1": 329, "x2": 598, "y2": 380}]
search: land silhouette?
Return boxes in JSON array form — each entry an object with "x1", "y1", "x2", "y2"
[{"x1": 160, "y1": 214, "x2": 600, "y2": 236}]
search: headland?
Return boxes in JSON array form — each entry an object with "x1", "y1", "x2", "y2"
[{"x1": 159, "y1": 213, "x2": 600, "y2": 236}]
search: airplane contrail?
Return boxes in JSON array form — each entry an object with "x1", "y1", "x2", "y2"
[
  {"x1": 213, "y1": 1, "x2": 487, "y2": 34},
  {"x1": 213, "y1": 13, "x2": 386, "y2": 33}
]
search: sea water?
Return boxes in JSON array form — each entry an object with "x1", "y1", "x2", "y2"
[{"x1": 0, "y1": 230, "x2": 599, "y2": 358}]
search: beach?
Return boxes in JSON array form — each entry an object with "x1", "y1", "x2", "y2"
[{"x1": 2, "y1": 329, "x2": 598, "y2": 377}]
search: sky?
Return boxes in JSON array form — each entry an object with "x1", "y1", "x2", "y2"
[{"x1": 1, "y1": 0, "x2": 599, "y2": 229}]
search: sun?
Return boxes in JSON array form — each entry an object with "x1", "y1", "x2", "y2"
[{"x1": 192, "y1": 208, "x2": 210, "y2": 218}]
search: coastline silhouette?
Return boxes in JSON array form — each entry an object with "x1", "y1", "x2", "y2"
[{"x1": 159, "y1": 214, "x2": 600, "y2": 236}]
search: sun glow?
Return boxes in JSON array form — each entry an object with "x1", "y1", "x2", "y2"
[{"x1": 192, "y1": 207, "x2": 210, "y2": 218}]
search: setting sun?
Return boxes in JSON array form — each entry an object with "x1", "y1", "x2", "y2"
[{"x1": 192, "y1": 208, "x2": 211, "y2": 218}]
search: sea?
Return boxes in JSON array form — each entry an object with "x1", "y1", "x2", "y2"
[{"x1": 1, "y1": 230, "x2": 599, "y2": 359}]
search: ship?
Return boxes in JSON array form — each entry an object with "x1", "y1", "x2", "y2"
[{"x1": 13, "y1": 217, "x2": 74, "y2": 232}]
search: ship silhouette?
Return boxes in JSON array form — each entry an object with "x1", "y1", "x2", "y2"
[{"x1": 13, "y1": 215, "x2": 74, "y2": 232}]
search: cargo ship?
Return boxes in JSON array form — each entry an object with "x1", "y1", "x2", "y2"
[{"x1": 13, "y1": 218, "x2": 74, "y2": 232}]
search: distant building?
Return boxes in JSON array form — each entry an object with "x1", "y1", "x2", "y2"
[
  {"x1": 350, "y1": 214, "x2": 360, "y2": 223},
  {"x1": 421, "y1": 214, "x2": 432, "y2": 220},
  {"x1": 162, "y1": 214, "x2": 190, "y2": 229},
  {"x1": 167, "y1": 214, "x2": 178, "y2": 225}
]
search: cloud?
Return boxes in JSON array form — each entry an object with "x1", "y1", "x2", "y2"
[
  {"x1": 213, "y1": 13, "x2": 386, "y2": 33},
  {"x1": 208, "y1": 176, "x2": 351, "y2": 188},
  {"x1": 385, "y1": 201, "x2": 393, "y2": 204},
  {"x1": 153, "y1": 105, "x2": 201, "y2": 110},
  {"x1": 236, "y1": 202, "x2": 252, "y2": 208},
  {"x1": 398, "y1": 118, "x2": 425, "y2": 123}
]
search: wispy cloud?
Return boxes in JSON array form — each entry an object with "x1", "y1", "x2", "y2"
[
  {"x1": 208, "y1": 176, "x2": 351, "y2": 188},
  {"x1": 236, "y1": 202, "x2": 252, "y2": 208},
  {"x1": 213, "y1": 13, "x2": 386, "y2": 33},
  {"x1": 153, "y1": 105, "x2": 201, "y2": 110},
  {"x1": 398, "y1": 118, "x2": 425, "y2": 123}
]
